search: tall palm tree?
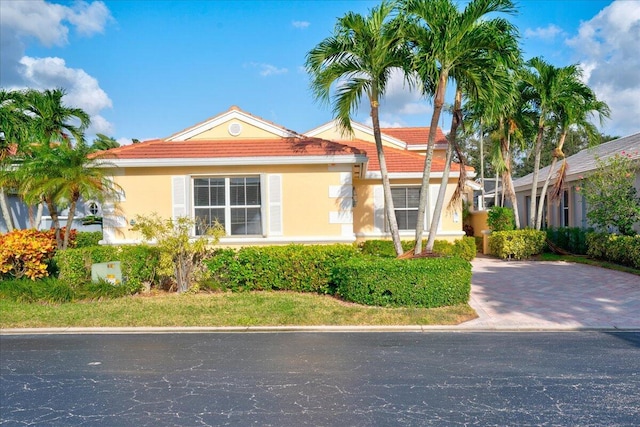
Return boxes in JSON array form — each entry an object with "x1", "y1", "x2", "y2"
[
  {"x1": 306, "y1": 1, "x2": 411, "y2": 256},
  {"x1": 92, "y1": 133, "x2": 120, "y2": 151},
  {"x1": 400, "y1": 0, "x2": 519, "y2": 254}
]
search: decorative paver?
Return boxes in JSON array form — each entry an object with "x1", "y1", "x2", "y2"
[{"x1": 463, "y1": 255, "x2": 640, "y2": 330}]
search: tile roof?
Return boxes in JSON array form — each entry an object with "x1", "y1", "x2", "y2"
[
  {"x1": 106, "y1": 137, "x2": 365, "y2": 160},
  {"x1": 381, "y1": 127, "x2": 448, "y2": 146},
  {"x1": 512, "y1": 132, "x2": 640, "y2": 190}
]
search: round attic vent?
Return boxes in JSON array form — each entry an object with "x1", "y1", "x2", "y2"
[{"x1": 228, "y1": 122, "x2": 242, "y2": 136}]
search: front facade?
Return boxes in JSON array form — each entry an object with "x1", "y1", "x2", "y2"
[
  {"x1": 101, "y1": 106, "x2": 466, "y2": 246},
  {"x1": 512, "y1": 132, "x2": 640, "y2": 232}
]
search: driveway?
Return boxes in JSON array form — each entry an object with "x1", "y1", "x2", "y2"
[{"x1": 463, "y1": 255, "x2": 640, "y2": 330}]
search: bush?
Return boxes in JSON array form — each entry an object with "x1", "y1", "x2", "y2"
[
  {"x1": 545, "y1": 227, "x2": 591, "y2": 255},
  {"x1": 489, "y1": 229, "x2": 546, "y2": 260},
  {"x1": 332, "y1": 257, "x2": 471, "y2": 308},
  {"x1": 359, "y1": 238, "x2": 476, "y2": 261},
  {"x1": 74, "y1": 231, "x2": 103, "y2": 248},
  {"x1": 54, "y1": 245, "x2": 160, "y2": 293},
  {"x1": 587, "y1": 232, "x2": 640, "y2": 269},
  {"x1": 487, "y1": 206, "x2": 515, "y2": 231},
  {"x1": 0, "y1": 276, "x2": 134, "y2": 303},
  {"x1": 205, "y1": 244, "x2": 361, "y2": 293},
  {"x1": 0, "y1": 229, "x2": 57, "y2": 280}
]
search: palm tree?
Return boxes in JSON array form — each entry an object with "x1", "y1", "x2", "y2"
[
  {"x1": 305, "y1": 1, "x2": 411, "y2": 256},
  {"x1": 92, "y1": 133, "x2": 120, "y2": 151},
  {"x1": 400, "y1": 0, "x2": 519, "y2": 254},
  {"x1": 519, "y1": 57, "x2": 579, "y2": 229}
]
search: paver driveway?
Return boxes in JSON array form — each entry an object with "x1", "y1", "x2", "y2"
[{"x1": 463, "y1": 256, "x2": 640, "y2": 330}]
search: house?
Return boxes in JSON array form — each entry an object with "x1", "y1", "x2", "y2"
[
  {"x1": 512, "y1": 132, "x2": 640, "y2": 232},
  {"x1": 95, "y1": 106, "x2": 467, "y2": 246}
]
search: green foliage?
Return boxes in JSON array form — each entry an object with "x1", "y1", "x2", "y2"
[
  {"x1": 578, "y1": 153, "x2": 640, "y2": 236},
  {"x1": 545, "y1": 227, "x2": 592, "y2": 255},
  {"x1": 489, "y1": 229, "x2": 546, "y2": 260},
  {"x1": 332, "y1": 257, "x2": 471, "y2": 308},
  {"x1": 487, "y1": 206, "x2": 515, "y2": 231},
  {"x1": 131, "y1": 213, "x2": 224, "y2": 293},
  {"x1": 359, "y1": 238, "x2": 476, "y2": 261},
  {"x1": 74, "y1": 231, "x2": 103, "y2": 248},
  {"x1": 54, "y1": 245, "x2": 160, "y2": 293},
  {"x1": 205, "y1": 244, "x2": 360, "y2": 294},
  {"x1": 586, "y1": 232, "x2": 640, "y2": 269},
  {"x1": 0, "y1": 276, "x2": 133, "y2": 303}
]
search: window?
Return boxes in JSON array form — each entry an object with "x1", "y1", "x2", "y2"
[
  {"x1": 391, "y1": 187, "x2": 420, "y2": 230},
  {"x1": 561, "y1": 190, "x2": 570, "y2": 227},
  {"x1": 193, "y1": 177, "x2": 262, "y2": 236},
  {"x1": 87, "y1": 202, "x2": 100, "y2": 216}
]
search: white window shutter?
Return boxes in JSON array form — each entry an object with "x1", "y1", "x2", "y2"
[
  {"x1": 172, "y1": 176, "x2": 187, "y2": 219},
  {"x1": 268, "y1": 174, "x2": 282, "y2": 235},
  {"x1": 373, "y1": 185, "x2": 385, "y2": 232}
]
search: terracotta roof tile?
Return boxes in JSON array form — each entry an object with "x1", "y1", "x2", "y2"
[
  {"x1": 381, "y1": 127, "x2": 448, "y2": 146},
  {"x1": 108, "y1": 137, "x2": 365, "y2": 160}
]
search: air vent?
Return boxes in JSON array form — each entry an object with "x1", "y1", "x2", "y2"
[{"x1": 228, "y1": 122, "x2": 242, "y2": 136}]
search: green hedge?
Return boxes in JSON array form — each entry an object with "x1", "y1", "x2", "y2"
[
  {"x1": 587, "y1": 233, "x2": 640, "y2": 269},
  {"x1": 73, "y1": 231, "x2": 103, "y2": 248},
  {"x1": 0, "y1": 277, "x2": 133, "y2": 303},
  {"x1": 545, "y1": 227, "x2": 591, "y2": 255},
  {"x1": 333, "y1": 257, "x2": 471, "y2": 308},
  {"x1": 359, "y1": 237, "x2": 476, "y2": 261},
  {"x1": 489, "y1": 229, "x2": 546, "y2": 260},
  {"x1": 205, "y1": 244, "x2": 361, "y2": 293},
  {"x1": 54, "y1": 245, "x2": 160, "y2": 292}
]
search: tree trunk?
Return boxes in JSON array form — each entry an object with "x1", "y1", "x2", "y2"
[
  {"x1": 425, "y1": 87, "x2": 462, "y2": 253},
  {"x1": 529, "y1": 122, "x2": 545, "y2": 229},
  {"x1": 479, "y1": 119, "x2": 486, "y2": 210},
  {"x1": 34, "y1": 202, "x2": 44, "y2": 230},
  {"x1": 371, "y1": 99, "x2": 403, "y2": 256},
  {"x1": 0, "y1": 187, "x2": 14, "y2": 232},
  {"x1": 415, "y1": 72, "x2": 448, "y2": 255},
  {"x1": 45, "y1": 196, "x2": 63, "y2": 249},
  {"x1": 501, "y1": 131, "x2": 520, "y2": 229},
  {"x1": 63, "y1": 196, "x2": 78, "y2": 249},
  {"x1": 536, "y1": 131, "x2": 567, "y2": 229}
]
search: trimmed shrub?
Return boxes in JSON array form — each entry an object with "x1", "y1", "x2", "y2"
[
  {"x1": 54, "y1": 245, "x2": 160, "y2": 292},
  {"x1": 545, "y1": 227, "x2": 591, "y2": 255},
  {"x1": 74, "y1": 231, "x2": 103, "y2": 248},
  {"x1": 359, "y1": 238, "x2": 476, "y2": 261},
  {"x1": 0, "y1": 229, "x2": 57, "y2": 280},
  {"x1": 333, "y1": 257, "x2": 471, "y2": 308},
  {"x1": 489, "y1": 229, "x2": 546, "y2": 260},
  {"x1": 587, "y1": 232, "x2": 640, "y2": 269},
  {"x1": 487, "y1": 206, "x2": 515, "y2": 231},
  {"x1": 0, "y1": 277, "x2": 133, "y2": 303},
  {"x1": 205, "y1": 244, "x2": 361, "y2": 293}
]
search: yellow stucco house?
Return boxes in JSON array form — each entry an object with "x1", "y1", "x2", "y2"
[{"x1": 101, "y1": 106, "x2": 466, "y2": 246}]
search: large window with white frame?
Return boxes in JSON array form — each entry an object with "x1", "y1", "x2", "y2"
[
  {"x1": 391, "y1": 186, "x2": 421, "y2": 230},
  {"x1": 193, "y1": 176, "x2": 262, "y2": 236}
]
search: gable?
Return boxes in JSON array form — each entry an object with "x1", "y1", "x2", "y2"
[{"x1": 166, "y1": 106, "x2": 297, "y2": 141}]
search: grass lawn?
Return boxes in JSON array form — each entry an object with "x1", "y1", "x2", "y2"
[{"x1": 0, "y1": 291, "x2": 477, "y2": 328}]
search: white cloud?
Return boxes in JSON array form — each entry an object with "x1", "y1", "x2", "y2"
[
  {"x1": 116, "y1": 137, "x2": 133, "y2": 146},
  {"x1": 0, "y1": 1, "x2": 115, "y2": 138},
  {"x1": 247, "y1": 62, "x2": 288, "y2": 77},
  {"x1": 524, "y1": 24, "x2": 563, "y2": 41},
  {"x1": 292, "y1": 20, "x2": 310, "y2": 29},
  {"x1": 566, "y1": 0, "x2": 640, "y2": 136}
]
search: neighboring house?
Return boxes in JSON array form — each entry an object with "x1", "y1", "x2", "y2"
[
  {"x1": 512, "y1": 132, "x2": 640, "y2": 232},
  {"x1": 0, "y1": 196, "x2": 102, "y2": 233},
  {"x1": 91, "y1": 106, "x2": 467, "y2": 246}
]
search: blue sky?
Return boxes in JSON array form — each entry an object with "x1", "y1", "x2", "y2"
[{"x1": 1, "y1": 0, "x2": 638, "y2": 144}]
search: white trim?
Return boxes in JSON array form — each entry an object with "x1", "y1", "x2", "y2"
[
  {"x1": 365, "y1": 171, "x2": 453, "y2": 179},
  {"x1": 167, "y1": 109, "x2": 297, "y2": 141},
  {"x1": 109, "y1": 155, "x2": 367, "y2": 168},
  {"x1": 407, "y1": 144, "x2": 447, "y2": 151},
  {"x1": 304, "y1": 119, "x2": 408, "y2": 150},
  {"x1": 355, "y1": 230, "x2": 466, "y2": 239},
  {"x1": 329, "y1": 210, "x2": 353, "y2": 224},
  {"x1": 100, "y1": 235, "x2": 358, "y2": 246}
]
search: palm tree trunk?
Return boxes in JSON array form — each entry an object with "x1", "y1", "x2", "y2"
[
  {"x1": 63, "y1": 197, "x2": 78, "y2": 249},
  {"x1": 479, "y1": 118, "x2": 486, "y2": 210},
  {"x1": 425, "y1": 87, "x2": 462, "y2": 253},
  {"x1": 536, "y1": 131, "x2": 567, "y2": 229},
  {"x1": 371, "y1": 100, "x2": 403, "y2": 256},
  {"x1": 415, "y1": 72, "x2": 448, "y2": 255},
  {"x1": 530, "y1": 123, "x2": 545, "y2": 229},
  {"x1": 45, "y1": 196, "x2": 63, "y2": 249},
  {"x1": 0, "y1": 187, "x2": 14, "y2": 231},
  {"x1": 34, "y1": 202, "x2": 44, "y2": 230},
  {"x1": 501, "y1": 131, "x2": 520, "y2": 229}
]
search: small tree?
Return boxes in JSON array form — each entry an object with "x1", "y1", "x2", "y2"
[
  {"x1": 487, "y1": 205, "x2": 515, "y2": 231},
  {"x1": 131, "y1": 213, "x2": 225, "y2": 292},
  {"x1": 578, "y1": 153, "x2": 640, "y2": 236}
]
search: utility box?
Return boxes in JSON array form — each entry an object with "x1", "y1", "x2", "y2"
[{"x1": 91, "y1": 261, "x2": 123, "y2": 285}]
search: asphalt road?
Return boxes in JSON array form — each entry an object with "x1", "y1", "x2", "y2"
[{"x1": 1, "y1": 332, "x2": 639, "y2": 426}]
